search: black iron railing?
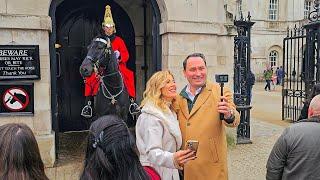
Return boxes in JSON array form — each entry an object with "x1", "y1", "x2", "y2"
[{"x1": 234, "y1": 12, "x2": 255, "y2": 144}]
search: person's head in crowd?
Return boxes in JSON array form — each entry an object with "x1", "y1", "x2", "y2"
[
  {"x1": 141, "y1": 70, "x2": 176, "y2": 111},
  {"x1": 307, "y1": 83, "x2": 320, "y2": 104},
  {"x1": 183, "y1": 53, "x2": 207, "y2": 90},
  {"x1": 308, "y1": 94, "x2": 320, "y2": 118},
  {"x1": 0, "y1": 123, "x2": 48, "y2": 180},
  {"x1": 80, "y1": 115, "x2": 148, "y2": 180}
]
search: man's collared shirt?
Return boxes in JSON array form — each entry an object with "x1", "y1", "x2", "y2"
[
  {"x1": 185, "y1": 85, "x2": 202, "y2": 102},
  {"x1": 180, "y1": 85, "x2": 203, "y2": 112}
]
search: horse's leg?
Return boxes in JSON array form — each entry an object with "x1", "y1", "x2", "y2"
[
  {"x1": 94, "y1": 91, "x2": 108, "y2": 117},
  {"x1": 126, "y1": 112, "x2": 137, "y2": 127}
]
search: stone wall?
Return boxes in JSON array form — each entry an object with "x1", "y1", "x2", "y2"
[
  {"x1": 0, "y1": 0, "x2": 55, "y2": 167},
  {"x1": 227, "y1": 0, "x2": 308, "y2": 76},
  {"x1": 160, "y1": 0, "x2": 235, "y2": 90}
]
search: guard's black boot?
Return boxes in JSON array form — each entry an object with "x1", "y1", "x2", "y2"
[{"x1": 81, "y1": 100, "x2": 93, "y2": 118}]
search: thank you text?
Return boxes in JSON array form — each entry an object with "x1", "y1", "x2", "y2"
[{"x1": 0, "y1": 45, "x2": 40, "y2": 80}]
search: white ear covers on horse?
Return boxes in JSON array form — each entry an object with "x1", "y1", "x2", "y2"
[{"x1": 114, "y1": 50, "x2": 120, "y2": 59}]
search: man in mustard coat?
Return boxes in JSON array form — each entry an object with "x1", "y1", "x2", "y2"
[{"x1": 174, "y1": 53, "x2": 240, "y2": 180}]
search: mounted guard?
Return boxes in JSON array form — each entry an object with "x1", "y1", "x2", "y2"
[{"x1": 81, "y1": 5, "x2": 136, "y2": 118}]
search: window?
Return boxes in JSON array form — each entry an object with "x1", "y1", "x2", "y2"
[
  {"x1": 304, "y1": 1, "x2": 312, "y2": 19},
  {"x1": 269, "y1": 0, "x2": 278, "y2": 20},
  {"x1": 269, "y1": 50, "x2": 278, "y2": 67}
]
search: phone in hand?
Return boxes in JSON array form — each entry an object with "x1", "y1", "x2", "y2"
[{"x1": 186, "y1": 140, "x2": 199, "y2": 155}]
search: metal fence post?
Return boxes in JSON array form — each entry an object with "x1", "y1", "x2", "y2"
[{"x1": 234, "y1": 12, "x2": 255, "y2": 144}]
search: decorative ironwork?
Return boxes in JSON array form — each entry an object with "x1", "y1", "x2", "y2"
[
  {"x1": 282, "y1": 8, "x2": 320, "y2": 122},
  {"x1": 308, "y1": 0, "x2": 320, "y2": 22},
  {"x1": 304, "y1": 20, "x2": 320, "y2": 96},
  {"x1": 234, "y1": 12, "x2": 255, "y2": 144},
  {"x1": 282, "y1": 26, "x2": 306, "y2": 122},
  {"x1": 283, "y1": 89, "x2": 307, "y2": 98}
]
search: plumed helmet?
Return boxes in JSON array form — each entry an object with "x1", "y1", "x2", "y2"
[{"x1": 102, "y1": 5, "x2": 116, "y2": 33}]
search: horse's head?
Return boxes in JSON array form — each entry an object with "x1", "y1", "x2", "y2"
[{"x1": 79, "y1": 37, "x2": 114, "y2": 77}]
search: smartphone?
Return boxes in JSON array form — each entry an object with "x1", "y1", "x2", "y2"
[{"x1": 186, "y1": 140, "x2": 199, "y2": 155}]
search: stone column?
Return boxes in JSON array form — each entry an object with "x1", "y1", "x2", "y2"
[{"x1": 0, "y1": 1, "x2": 55, "y2": 166}]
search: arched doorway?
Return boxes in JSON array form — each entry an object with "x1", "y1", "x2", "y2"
[{"x1": 49, "y1": 0, "x2": 161, "y2": 132}]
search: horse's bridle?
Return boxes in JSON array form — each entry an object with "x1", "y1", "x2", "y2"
[
  {"x1": 85, "y1": 38, "x2": 112, "y2": 75},
  {"x1": 85, "y1": 38, "x2": 124, "y2": 104}
]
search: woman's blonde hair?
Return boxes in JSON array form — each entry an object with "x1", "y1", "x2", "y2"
[{"x1": 141, "y1": 70, "x2": 175, "y2": 111}]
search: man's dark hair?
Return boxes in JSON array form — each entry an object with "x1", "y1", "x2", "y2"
[
  {"x1": 0, "y1": 123, "x2": 48, "y2": 180},
  {"x1": 80, "y1": 115, "x2": 149, "y2": 180},
  {"x1": 183, "y1": 53, "x2": 207, "y2": 70}
]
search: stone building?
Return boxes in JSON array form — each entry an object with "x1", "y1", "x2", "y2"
[
  {"x1": 226, "y1": 0, "x2": 312, "y2": 78},
  {"x1": 0, "y1": 0, "x2": 236, "y2": 166}
]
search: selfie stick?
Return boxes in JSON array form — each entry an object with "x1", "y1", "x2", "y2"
[{"x1": 220, "y1": 82, "x2": 224, "y2": 120}]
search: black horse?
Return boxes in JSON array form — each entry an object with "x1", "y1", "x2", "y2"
[{"x1": 79, "y1": 37, "x2": 130, "y2": 125}]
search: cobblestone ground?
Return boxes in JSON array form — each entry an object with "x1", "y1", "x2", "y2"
[
  {"x1": 228, "y1": 119, "x2": 285, "y2": 180},
  {"x1": 228, "y1": 82, "x2": 290, "y2": 180},
  {"x1": 45, "y1": 132, "x2": 87, "y2": 180}
]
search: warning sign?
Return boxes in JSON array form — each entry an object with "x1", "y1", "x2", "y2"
[
  {"x1": 0, "y1": 83, "x2": 34, "y2": 115},
  {"x1": 3, "y1": 88, "x2": 30, "y2": 111},
  {"x1": 0, "y1": 45, "x2": 40, "y2": 80}
]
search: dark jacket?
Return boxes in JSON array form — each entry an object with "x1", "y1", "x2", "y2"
[
  {"x1": 298, "y1": 102, "x2": 309, "y2": 120},
  {"x1": 266, "y1": 117, "x2": 320, "y2": 180},
  {"x1": 247, "y1": 71, "x2": 255, "y2": 86}
]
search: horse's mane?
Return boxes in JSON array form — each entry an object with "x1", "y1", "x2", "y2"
[{"x1": 89, "y1": 35, "x2": 112, "y2": 52}]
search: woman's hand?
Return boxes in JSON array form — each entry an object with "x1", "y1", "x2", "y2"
[{"x1": 173, "y1": 149, "x2": 196, "y2": 167}]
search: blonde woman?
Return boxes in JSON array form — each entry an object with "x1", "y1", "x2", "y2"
[{"x1": 136, "y1": 71, "x2": 196, "y2": 180}]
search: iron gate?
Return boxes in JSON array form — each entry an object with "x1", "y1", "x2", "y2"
[
  {"x1": 282, "y1": 1, "x2": 320, "y2": 122},
  {"x1": 282, "y1": 26, "x2": 307, "y2": 122}
]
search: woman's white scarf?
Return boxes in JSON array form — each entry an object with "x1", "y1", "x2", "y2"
[{"x1": 141, "y1": 101, "x2": 182, "y2": 149}]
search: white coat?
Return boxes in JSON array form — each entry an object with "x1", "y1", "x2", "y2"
[{"x1": 136, "y1": 101, "x2": 182, "y2": 180}]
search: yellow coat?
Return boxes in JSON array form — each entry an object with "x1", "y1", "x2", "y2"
[{"x1": 174, "y1": 81, "x2": 240, "y2": 180}]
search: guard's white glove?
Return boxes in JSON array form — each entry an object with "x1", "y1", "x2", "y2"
[{"x1": 114, "y1": 50, "x2": 120, "y2": 60}]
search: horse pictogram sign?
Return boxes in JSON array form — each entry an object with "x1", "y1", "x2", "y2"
[
  {"x1": 0, "y1": 83, "x2": 34, "y2": 115},
  {"x1": 3, "y1": 87, "x2": 30, "y2": 111}
]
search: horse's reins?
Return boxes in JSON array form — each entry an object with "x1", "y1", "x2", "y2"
[
  {"x1": 84, "y1": 38, "x2": 140, "y2": 117},
  {"x1": 91, "y1": 38, "x2": 124, "y2": 104}
]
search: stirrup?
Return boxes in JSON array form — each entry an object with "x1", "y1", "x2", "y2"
[
  {"x1": 129, "y1": 98, "x2": 140, "y2": 115},
  {"x1": 81, "y1": 101, "x2": 93, "y2": 118}
]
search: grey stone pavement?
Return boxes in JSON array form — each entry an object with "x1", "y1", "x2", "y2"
[
  {"x1": 228, "y1": 82, "x2": 290, "y2": 180},
  {"x1": 45, "y1": 82, "x2": 291, "y2": 179},
  {"x1": 228, "y1": 119, "x2": 285, "y2": 180}
]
